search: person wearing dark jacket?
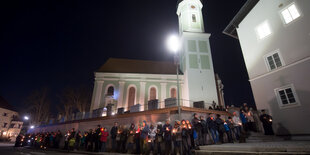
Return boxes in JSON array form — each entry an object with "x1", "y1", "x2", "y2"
[
  {"x1": 207, "y1": 114, "x2": 218, "y2": 144},
  {"x1": 215, "y1": 114, "x2": 225, "y2": 143},
  {"x1": 200, "y1": 116, "x2": 208, "y2": 145},
  {"x1": 127, "y1": 123, "x2": 136, "y2": 154},
  {"x1": 110, "y1": 122, "x2": 118, "y2": 152},
  {"x1": 86, "y1": 129, "x2": 94, "y2": 151},
  {"x1": 191, "y1": 113, "x2": 203, "y2": 148},
  {"x1": 140, "y1": 120, "x2": 149, "y2": 154},
  {"x1": 94, "y1": 125, "x2": 101, "y2": 152},
  {"x1": 163, "y1": 119, "x2": 172, "y2": 155},
  {"x1": 181, "y1": 120, "x2": 191, "y2": 155},
  {"x1": 155, "y1": 122, "x2": 163, "y2": 155},
  {"x1": 260, "y1": 110, "x2": 274, "y2": 135}
]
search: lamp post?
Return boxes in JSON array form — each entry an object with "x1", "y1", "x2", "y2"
[{"x1": 167, "y1": 35, "x2": 181, "y2": 120}]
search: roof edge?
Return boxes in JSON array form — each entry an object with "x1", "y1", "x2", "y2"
[{"x1": 223, "y1": 0, "x2": 259, "y2": 39}]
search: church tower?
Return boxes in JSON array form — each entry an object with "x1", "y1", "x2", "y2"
[{"x1": 177, "y1": 0, "x2": 218, "y2": 107}]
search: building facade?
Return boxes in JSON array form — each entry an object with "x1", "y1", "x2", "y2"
[
  {"x1": 224, "y1": 0, "x2": 310, "y2": 135},
  {"x1": 90, "y1": 0, "x2": 219, "y2": 114},
  {"x1": 0, "y1": 96, "x2": 23, "y2": 141}
]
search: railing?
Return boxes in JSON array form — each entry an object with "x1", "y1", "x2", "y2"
[{"x1": 48, "y1": 99, "x2": 219, "y2": 124}]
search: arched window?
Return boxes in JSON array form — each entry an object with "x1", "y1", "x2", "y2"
[
  {"x1": 107, "y1": 86, "x2": 114, "y2": 96},
  {"x1": 150, "y1": 87, "x2": 156, "y2": 100},
  {"x1": 128, "y1": 87, "x2": 136, "y2": 109},
  {"x1": 171, "y1": 88, "x2": 176, "y2": 98}
]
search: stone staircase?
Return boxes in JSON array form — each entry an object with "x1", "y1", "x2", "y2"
[
  {"x1": 195, "y1": 132, "x2": 310, "y2": 155},
  {"x1": 246, "y1": 132, "x2": 284, "y2": 143}
]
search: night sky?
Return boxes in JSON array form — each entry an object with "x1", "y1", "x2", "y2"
[{"x1": 0, "y1": 0, "x2": 255, "y2": 113}]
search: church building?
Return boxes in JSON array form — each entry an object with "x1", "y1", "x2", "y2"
[{"x1": 90, "y1": 0, "x2": 220, "y2": 115}]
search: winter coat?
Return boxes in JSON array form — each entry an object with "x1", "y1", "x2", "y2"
[
  {"x1": 110, "y1": 126, "x2": 118, "y2": 139},
  {"x1": 163, "y1": 124, "x2": 172, "y2": 141},
  {"x1": 207, "y1": 117, "x2": 217, "y2": 130},
  {"x1": 100, "y1": 131, "x2": 109, "y2": 142}
]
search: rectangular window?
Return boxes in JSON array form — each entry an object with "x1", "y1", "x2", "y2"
[
  {"x1": 198, "y1": 41, "x2": 208, "y2": 53},
  {"x1": 281, "y1": 3, "x2": 300, "y2": 24},
  {"x1": 189, "y1": 54, "x2": 198, "y2": 69},
  {"x1": 3, "y1": 113, "x2": 7, "y2": 116},
  {"x1": 3, "y1": 123, "x2": 7, "y2": 128},
  {"x1": 275, "y1": 84, "x2": 300, "y2": 108},
  {"x1": 187, "y1": 40, "x2": 197, "y2": 52},
  {"x1": 264, "y1": 50, "x2": 284, "y2": 71},
  {"x1": 256, "y1": 21, "x2": 271, "y2": 39},
  {"x1": 200, "y1": 55, "x2": 210, "y2": 69}
]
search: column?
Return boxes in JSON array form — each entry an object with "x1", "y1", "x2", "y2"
[
  {"x1": 118, "y1": 81, "x2": 125, "y2": 109},
  {"x1": 139, "y1": 82, "x2": 146, "y2": 108},
  {"x1": 160, "y1": 83, "x2": 167, "y2": 108},
  {"x1": 91, "y1": 81, "x2": 104, "y2": 110}
]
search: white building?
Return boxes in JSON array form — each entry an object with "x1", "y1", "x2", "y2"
[
  {"x1": 224, "y1": 0, "x2": 310, "y2": 135},
  {"x1": 90, "y1": 0, "x2": 219, "y2": 114},
  {"x1": 0, "y1": 96, "x2": 23, "y2": 141}
]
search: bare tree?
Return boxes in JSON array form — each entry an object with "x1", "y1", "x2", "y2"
[
  {"x1": 24, "y1": 88, "x2": 50, "y2": 125},
  {"x1": 58, "y1": 86, "x2": 91, "y2": 120}
]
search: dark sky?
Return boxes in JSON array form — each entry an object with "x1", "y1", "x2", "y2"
[{"x1": 0, "y1": 0, "x2": 255, "y2": 113}]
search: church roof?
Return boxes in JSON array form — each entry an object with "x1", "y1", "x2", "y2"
[
  {"x1": 0, "y1": 96, "x2": 16, "y2": 111},
  {"x1": 97, "y1": 58, "x2": 178, "y2": 75}
]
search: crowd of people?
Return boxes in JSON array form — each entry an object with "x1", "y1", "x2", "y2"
[{"x1": 15, "y1": 104, "x2": 274, "y2": 155}]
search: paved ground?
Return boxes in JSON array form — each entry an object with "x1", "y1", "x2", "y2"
[
  {"x1": 197, "y1": 141, "x2": 310, "y2": 155},
  {"x1": 0, "y1": 143, "x2": 131, "y2": 155}
]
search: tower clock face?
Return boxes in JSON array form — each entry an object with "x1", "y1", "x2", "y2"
[{"x1": 191, "y1": 5, "x2": 196, "y2": 9}]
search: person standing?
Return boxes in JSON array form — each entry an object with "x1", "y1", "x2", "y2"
[
  {"x1": 94, "y1": 125, "x2": 101, "y2": 152},
  {"x1": 260, "y1": 110, "x2": 274, "y2": 135},
  {"x1": 207, "y1": 114, "x2": 218, "y2": 144},
  {"x1": 173, "y1": 120, "x2": 182, "y2": 155},
  {"x1": 110, "y1": 122, "x2": 118, "y2": 152},
  {"x1": 148, "y1": 124, "x2": 156, "y2": 154},
  {"x1": 191, "y1": 113, "x2": 202, "y2": 148},
  {"x1": 163, "y1": 119, "x2": 172, "y2": 155},
  {"x1": 100, "y1": 127, "x2": 109, "y2": 152},
  {"x1": 181, "y1": 120, "x2": 191, "y2": 155},
  {"x1": 200, "y1": 116, "x2": 208, "y2": 145},
  {"x1": 140, "y1": 120, "x2": 149, "y2": 154},
  {"x1": 127, "y1": 123, "x2": 136, "y2": 154},
  {"x1": 155, "y1": 122, "x2": 163, "y2": 155},
  {"x1": 232, "y1": 112, "x2": 242, "y2": 141},
  {"x1": 215, "y1": 114, "x2": 225, "y2": 143}
]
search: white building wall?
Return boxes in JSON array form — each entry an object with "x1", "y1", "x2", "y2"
[{"x1": 236, "y1": 0, "x2": 310, "y2": 135}]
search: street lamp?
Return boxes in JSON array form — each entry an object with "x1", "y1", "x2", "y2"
[
  {"x1": 166, "y1": 34, "x2": 181, "y2": 120},
  {"x1": 24, "y1": 116, "x2": 29, "y2": 121}
]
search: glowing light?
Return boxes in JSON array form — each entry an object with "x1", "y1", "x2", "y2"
[
  {"x1": 112, "y1": 112, "x2": 115, "y2": 116},
  {"x1": 24, "y1": 116, "x2": 29, "y2": 120},
  {"x1": 166, "y1": 35, "x2": 180, "y2": 53},
  {"x1": 3, "y1": 132, "x2": 7, "y2": 135},
  {"x1": 101, "y1": 112, "x2": 106, "y2": 117},
  {"x1": 30, "y1": 125, "x2": 35, "y2": 129}
]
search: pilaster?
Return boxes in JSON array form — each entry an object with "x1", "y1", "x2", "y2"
[
  {"x1": 92, "y1": 81, "x2": 104, "y2": 110},
  {"x1": 118, "y1": 81, "x2": 125, "y2": 109},
  {"x1": 139, "y1": 82, "x2": 146, "y2": 107},
  {"x1": 160, "y1": 83, "x2": 167, "y2": 108}
]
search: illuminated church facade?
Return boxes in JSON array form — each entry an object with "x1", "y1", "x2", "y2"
[{"x1": 90, "y1": 0, "x2": 222, "y2": 113}]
